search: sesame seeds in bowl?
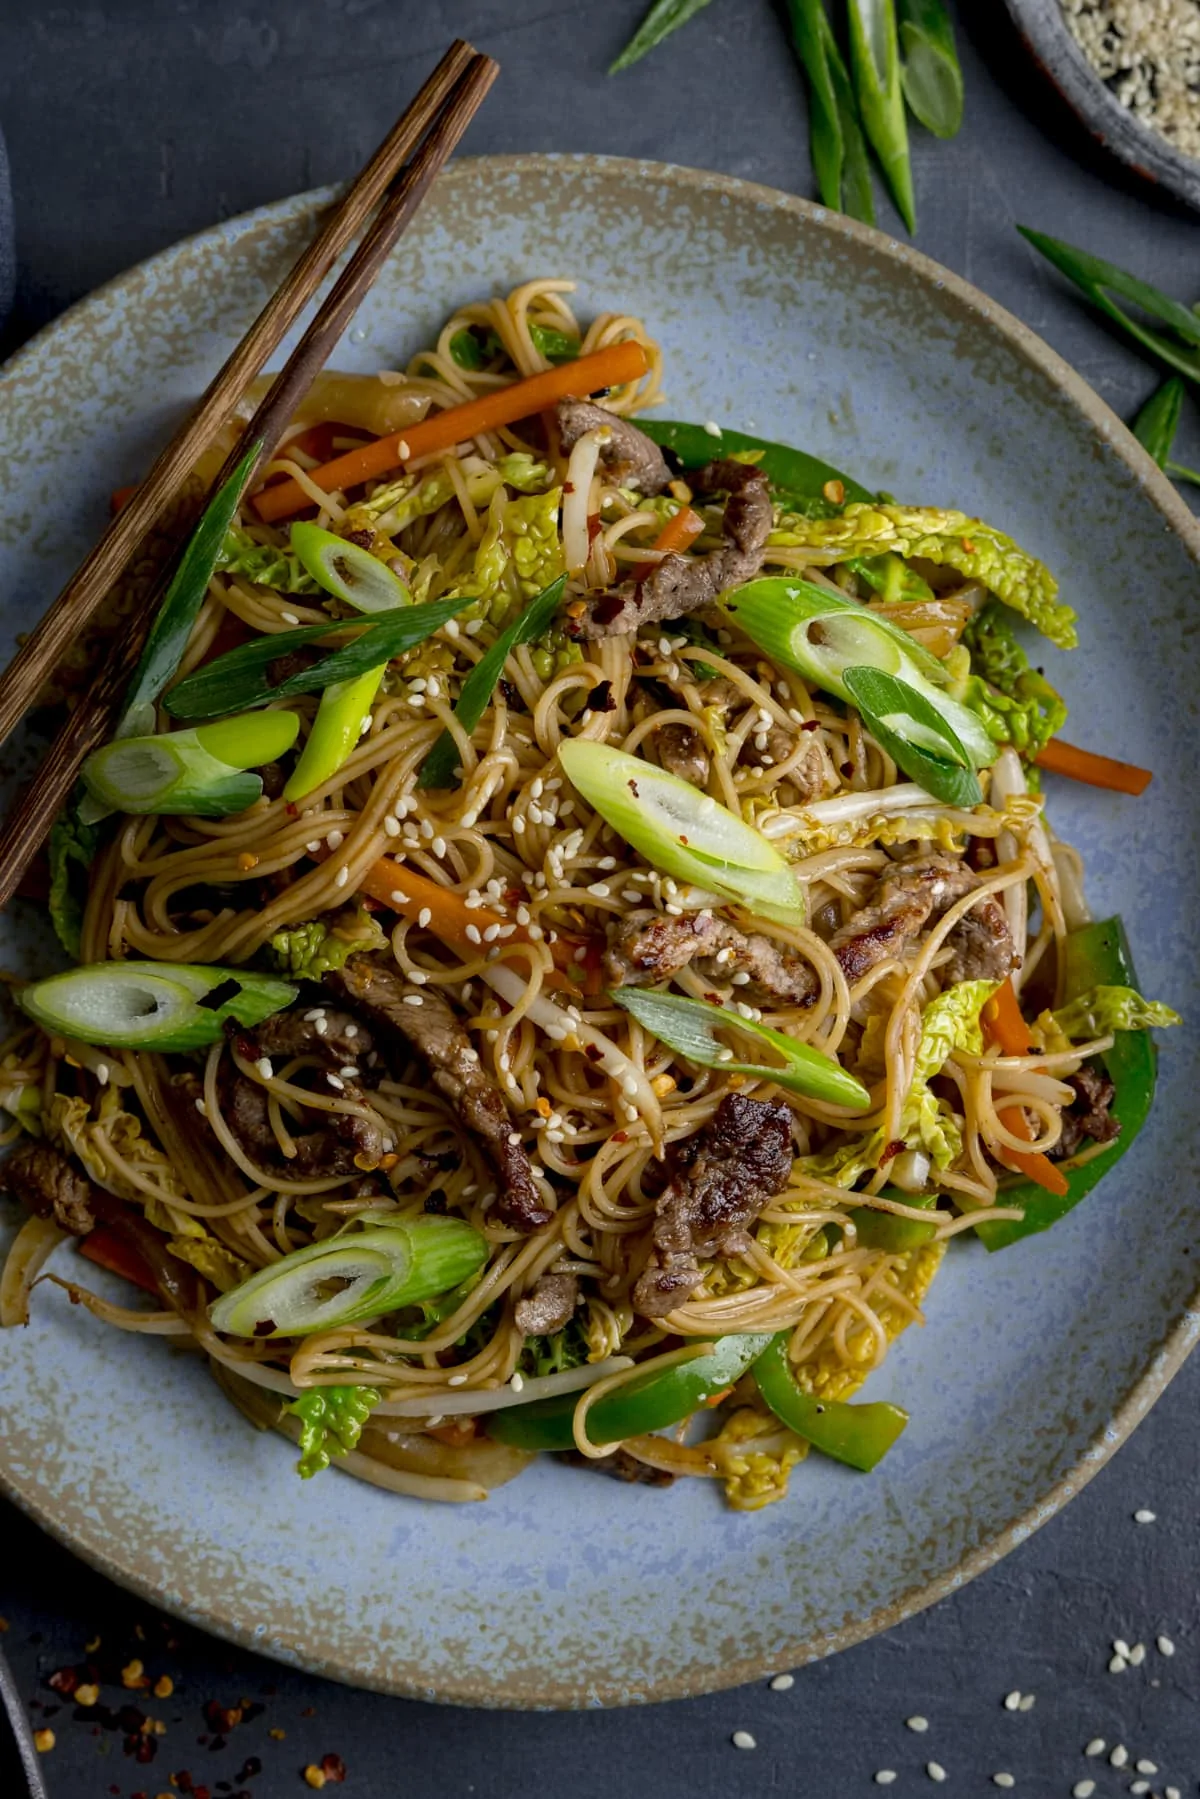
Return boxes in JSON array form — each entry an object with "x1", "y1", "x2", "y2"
[{"x1": 1004, "y1": 0, "x2": 1200, "y2": 212}]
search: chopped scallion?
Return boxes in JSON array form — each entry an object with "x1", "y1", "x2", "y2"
[
  {"x1": 81, "y1": 710, "x2": 299, "y2": 818},
  {"x1": 19, "y1": 962, "x2": 297, "y2": 1052}
]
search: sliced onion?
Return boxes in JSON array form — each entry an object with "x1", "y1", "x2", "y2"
[
  {"x1": 0, "y1": 1214, "x2": 66, "y2": 1327},
  {"x1": 562, "y1": 426, "x2": 605, "y2": 575},
  {"x1": 372, "y1": 1354, "x2": 636, "y2": 1417}
]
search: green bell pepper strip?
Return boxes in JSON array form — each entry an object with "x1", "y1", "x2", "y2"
[
  {"x1": 978, "y1": 917, "x2": 1158, "y2": 1250},
  {"x1": 752, "y1": 1330, "x2": 908, "y2": 1470},
  {"x1": 851, "y1": 1189, "x2": 938, "y2": 1251},
  {"x1": 637, "y1": 420, "x2": 874, "y2": 508},
  {"x1": 488, "y1": 1333, "x2": 772, "y2": 1452}
]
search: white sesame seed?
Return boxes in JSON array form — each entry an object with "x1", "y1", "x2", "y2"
[
  {"x1": 1165, "y1": 1786, "x2": 1181, "y2": 1799},
  {"x1": 326, "y1": 829, "x2": 344, "y2": 849},
  {"x1": 95, "y1": 1061, "x2": 110, "y2": 1085},
  {"x1": 483, "y1": 924, "x2": 501, "y2": 943},
  {"x1": 768, "y1": 1673, "x2": 793, "y2": 1692},
  {"x1": 513, "y1": 816, "x2": 526, "y2": 832},
  {"x1": 1130, "y1": 1784, "x2": 1149, "y2": 1797},
  {"x1": 1110, "y1": 1744, "x2": 1128, "y2": 1767},
  {"x1": 992, "y1": 1776, "x2": 1014, "y2": 1790},
  {"x1": 507, "y1": 1131, "x2": 521, "y2": 1146},
  {"x1": 410, "y1": 678, "x2": 427, "y2": 694},
  {"x1": 389, "y1": 888, "x2": 410, "y2": 905},
  {"x1": 402, "y1": 995, "x2": 424, "y2": 1008},
  {"x1": 465, "y1": 924, "x2": 482, "y2": 945},
  {"x1": 414, "y1": 906, "x2": 432, "y2": 929},
  {"x1": 432, "y1": 836, "x2": 447, "y2": 858},
  {"x1": 1072, "y1": 1783, "x2": 1096, "y2": 1799},
  {"x1": 384, "y1": 815, "x2": 401, "y2": 837},
  {"x1": 306, "y1": 839, "x2": 323, "y2": 853},
  {"x1": 731, "y1": 1731, "x2": 756, "y2": 1751},
  {"x1": 409, "y1": 970, "x2": 427, "y2": 985},
  {"x1": 1114, "y1": 1639, "x2": 1131, "y2": 1659},
  {"x1": 281, "y1": 610, "x2": 300, "y2": 625},
  {"x1": 325, "y1": 1074, "x2": 344, "y2": 1091},
  {"x1": 587, "y1": 882, "x2": 611, "y2": 898},
  {"x1": 906, "y1": 1717, "x2": 928, "y2": 1734},
  {"x1": 1157, "y1": 1634, "x2": 1175, "y2": 1656},
  {"x1": 314, "y1": 1017, "x2": 328, "y2": 1036},
  {"x1": 465, "y1": 617, "x2": 484, "y2": 635},
  {"x1": 1018, "y1": 1693, "x2": 1035, "y2": 1712},
  {"x1": 447, "y1": 1374, "x2": 468, "y2": 1387},
  {"x1": 704, "y1": 420, "x2": 722, "y2": 437},
  {"x1": 873, "y1": 1773, "x2": 896, "y2": 1788},
  {"x1": 509, "y1": 1371, "x2": 525, "y2": 1392},
  {"x1": 334, "y1": 864, "x2": 350, "y2": 888},
  {"x1": 1004, "y1": 1691, "x2": 1021, "y2": 1711},
  {"x1": 1128, "y1": 1642, "x2": 1146, "y2": 1666},
  {"x1": 1135, "y1": 1761, "x2": 1157, "y2": 1776},
  {"x1": 1084, "y1": 1739, "x2": 1105, "y2": 1757},
  {"x1": 194, "y1": 1097, "x2": 208, "y2": 1117},
  {"x1": 1108, "y1": 1654, "x2": 1127, "y2": 1673},
  {"x1": 420, "y1": 818, "x2": 434, "y2": 840},
  {"x1": 1134, "y1": 1508, "x2": 1156, "y2": 1523},
  {"x1": 927, "y1": 1765, "x2": 946, "y2": 1784},
  {"x1": 255, "y1": 1056, "x2": 273, "y2": 1080},
  {"x1": 339, "y1": 1065, "x2": 357, "y2": 1079}
]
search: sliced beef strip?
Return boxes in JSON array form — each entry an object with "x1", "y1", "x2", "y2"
[
  {"x1": 4, "y1": 1140, "x2": 96, "y2": 1235},
  {"x1": 554, "y1": 398, "x2": 672, "y2": 495},
  {"x1": 1049, "y1": 1066, "x2": 1121, "y2": 1161},
  {"x1": 941, "y1": 894, "x2": 1018, "y2": 984},
  {"x1": 251, "y1": 1004, "x2": 374, "y2": 1067},
  {"x1": 513, "y1": 1271, "x2": 579, "y2": 1337},
  {"x1": 605, "y1": 910, "x2": 820, "y2": 1008},
  {"x1": 326, "y1": 955, "x2": 552, "y2": 1233},
  {"x1": 828, "y1": 852, "x2": 1016, "y2": 987},
  {"x1": 632, "y1": 1093, "x2": 794, "y2": 1318},
  {"x1": 655, "y1": 721, "x2": 710, "y2": 787},
  {"x1": 219, "y1": 1058, "x2": 384, "y2": 1177},
  {"x1": 558, "y1": 1448, "x2": 675, "y2": 1487},
  {"x1": 572, "y1": 460, "x2": 773, "y2": 639}
]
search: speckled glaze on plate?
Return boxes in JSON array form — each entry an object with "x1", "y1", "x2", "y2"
[{"x1": 0, "y1": 156, "x2": 1197, "y2": 1710}]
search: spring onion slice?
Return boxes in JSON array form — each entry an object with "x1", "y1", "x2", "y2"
[
  {"x1": 290, "y1": 521, "x2": 411, "y2": 613},
  {"x1": 284, "y1": 666, "x2": 386, "y2": 803},
  {"x1": 81, "y1": 709, "x2": 299, "y2": 819},
  {"x1": 19, "y1": 962, "x2": 297, "y2": 1052},
  {"x1": 164, "y1": 594, "x2": 469, "y2": 719},
  {"x1": 612, "y1": 987, "x2": 871, "y2": 1109},
  {"x1": 558, "y1": 740, "x2": 806, "y2": 928},
  {"x1": 724, "y1": 576, "x2": 995, "y2": 767},
  {"x1": 118, "y1": 441, "x2": 262, "y2": 739},
  {"x1": 419, "y1": 575, "x2": 567, "y2": 790},
  {"x1": 209, "y1": 1217, "x2": 488, "y2": 1338},
  {"x1": 842, "y1": 665, "x2": 982, "y2": 807}
]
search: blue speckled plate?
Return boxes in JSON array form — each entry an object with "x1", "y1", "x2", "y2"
[{"x1": 0, "y1": 156, "x2": 1197, "y2": 1709}]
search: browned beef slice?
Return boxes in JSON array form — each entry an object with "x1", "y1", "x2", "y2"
[
  {"x1": 942, "y1": 895, "x2": 1018, "y2": 984},
  {"x1": 3, "y1": 1140, "x2": 96, "y2": 1235},
  {"x1": 513, "y1": 1271, "x2": 579, "y2": 1337},
  {"x1": 554, "y1": 399, "x2": 672, "y2": 494},
  {"x1": 251, "y1": 1004, "x2": 374, "y2": 1066},
  {"x1": 829, "y1": 853, "x2": 980, "y2": 984},
  {"x1": 1050, "y1": 1066, "x2": 1121, "y2": 1161},
  {"x1": 219, "y1": 1061, "x2": 383, "y2": 1177},
  {"x1": 605, "y1": 911, "x2": 820, "y2": 1008},
  {"x1": 655, "y1": 721, "x2": 710, "y2": 787},
  {"x1": 573, "y1": 460, "x2": 772, "y2": 639},
  {"x1": 326, "y1": 956, "x2": 552, "y2": 1233},
  {"x1": 558, "y1": 1448, "x2": 675, "y2": 1487},
  {"x1": 632, "y1": 1093, "x2": 794, "y2": 1318}
]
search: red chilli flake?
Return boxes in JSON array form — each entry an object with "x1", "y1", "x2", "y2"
[
  {"x1": 47, "y1": 1667, "x2": 79, "y2": 1697},
  {"x1": 322, "y1": 1752, "x2": 348, "y2": 1782},
  {"x1": 801, "y1": 719, "x2": 820, "y2": 733},
  {"x1": 879, "y1": 1139, "x2": 906, "y2": 1164}
]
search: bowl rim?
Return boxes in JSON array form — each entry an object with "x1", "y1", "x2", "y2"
[
  {"x1": 1, "y1": 150, "x2": 1198, "y2": 1707},
  {"x1": 1003, "y1": 0, "x2": 1200, "y2": 212}
]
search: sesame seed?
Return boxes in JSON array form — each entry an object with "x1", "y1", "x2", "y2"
[
  {"x1": 1110, "y1": 1744, "x2": 1128, "y2": 1767},
  {"x1": 432, "y1": 836, "x2": 447, "y2": 858},
  {"x1": 447, "y1": 1374, "x2": 468, "y2": 1387},
  {"x1": 507, "y1": 1131, "x2": 521, "y2": 1145},
  {"x1": 731, "y1": 1731, "x2": 756, "y2": 1751},
  {"x1": 1108, "y1": 1654, "x2": 1127, "y2": 1673},
  {"x1": 384, "y1": 815, "x2": 401, "y2": 837},
  {"x1": 1072, "y1": 1784, "x2": 1096, "y2": 1799},
  {"x1": 1134, "y1": 1508, "x2": 1156, "y2": 1523},
  {"x1": 389, "y1": 889, "x2": 410, "y2": 905},
  {"x1": 510, "y1": 1371, "x2": 525, "y2": 1392},
  {"x1": 416, "y1": 906, "x2": 432, "y2": 928},
  {"x1": 513, "y1": 816, "x2": 526, "y2": 832},
  {"x1": 873, "y1": 1772, "x2": 896, "y2": 1787},
  {"x1": 409, "y1": 970, "x2": 428, "y2": 985},
  {"x1": 1114, "y1": 1638, "x2": 1131, "y2": 1658},
  {"x1": 326, "y1": 829, "x2": 344, "y2": 849},
  {"x1": 339, "y1": 1065, "x2": 357, "y2": 1080},
  {"x1": 704, "y1": 420, "x2": 723, "y2": 437},
  {"x1": 194, "y1": 1097, "x2": 207, "y2": 1117},
  {"x1": 96, "y1": 1061, "x2": 109, "y2": 1085},
  {"x1": 465, "y1": 617, "x2": 484, "y2": 635},
  {"x1": 1166, "y1": 1786, "x2": 1181, "y2": 1799},
  {"x1": 906, "y1": 1717, "x2": 929, "y2": 1733},
  {"x1": 587, "y1": 882, "x2": 611, "y2": 898},
  {"x1": 1128, "y1": 1642, "x2": 1146, "y2": 1665},
  {"x1": 484, "y1": 924, "x2": 501, "y2": 943},
  {"x1": 927, "y1": 1765, "x2": 946, "y2": 1784},
  {"x1": 1004, "y1": 1690, "x2": 1021, "y2": 1711},
  {"x1": 1135, "y1": 1761, "x2": 1157, "y2": 1776},
  {"x1": 255, "y1": 1056, "x2": 273, "y2": 1080},
  {"x1": 325, "y1": 1074, "x2": 344, "y2": 1091},
  {"x1": 334, "y1": 864, "x2": 350, "y2": 888},
  {"x1": 1018, "y1": 1693, "x2": 1035, "y2": 1712},
  {"x1": 1084, "y1": 1739, "x2": 1105, "y2": 1757},
  {"x1": 1157, "y1": 1633, "x2": 1175, "y2": 1656},
  {"x1": 1130, "y1": 1785, "x2": 1149, "y2": 1797},
  {"x1": 281, "y1": 610, "x2": 300, "y2": 625},
  {"x1": 466, "y1": 924, "x2": 482, "y2": 945},
  {"x1": 314, "y1": 1017, "x2": 328, "y2": 1035},
  {"x1": 768, "y1": 1673, "x2": 793, "y2": 1691},
  {"x1": 992, "y1": 1776, "x2": 1014, "y2": 1789},
  {"x1": 402, "y1": 995, "x2": 424, "y2": 1007},
  {"x1": 306, "y1": 839, "x2": 323, "y2": 853}
]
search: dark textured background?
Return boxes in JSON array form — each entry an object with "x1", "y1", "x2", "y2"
[{"x1": 0, "y1": 3, "x2": 1198, "y2": 1795}]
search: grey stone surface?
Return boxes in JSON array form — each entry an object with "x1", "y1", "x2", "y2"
[{"x1": 0, "y1": 2, "x2": 1196, "y2": 1794}]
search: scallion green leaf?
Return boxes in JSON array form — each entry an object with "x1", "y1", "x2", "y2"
[
  {"x1": 118, "y1": 441, "x2": 262, "y2": 739},
  {"x1": 19, "y1": 962, "x2": 297, "y2": 1052},
  {"x1": 848, "y1": 0, "x2": 916, "y2": 232},
  {"x1": 557, "y1": 739, "x2": 806, "y2": 927},
  {"x1": 842, "y1": 664, "x2": 983, "y2": 806},
  {"x1": 418, "y1": 576, "x2": 566, "y2": 790},
  {"x1": 283, "y1": 667, "x2": 386, "y2": 803},
  {"x1": 898, "y1": 0, "x2": 963, "y2": 139},
  {"x1": 209, "y1": 1216, "x2": 488, "y2": 1338},
  {"x1": 1019, "y1": 228, "x2": 1200, "y2": 384},
  {"x1": 163, "y1": 594, "x2": 468, "y2": 720},
  {"x1": 785, "y1": 0, "x2": 876, "y2": 226},
  {"x1": 612, "y1": 987, "x2": 871, "y2": 1108},
  {"x1": 608, "y1": 0, "x2": 716, "y2": 73}
]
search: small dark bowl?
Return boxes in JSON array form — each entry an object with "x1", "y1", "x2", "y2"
[{"x1": 1005, "y1": 0, "x2": 1200, "y2": 211}]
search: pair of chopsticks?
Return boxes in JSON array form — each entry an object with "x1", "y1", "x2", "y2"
[{"x1": 0, "y1": 38, "x2": 498, "y2": 911}]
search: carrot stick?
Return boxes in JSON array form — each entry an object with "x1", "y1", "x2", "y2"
[
  {"x1": 79, "y1": 1228, "x2": 160, "y2": 1296},
  {"x1": 981, "y1": 979, "x2": 1070, "y2": 1197},
  {"x1": 356, "y1": 854, "x2": 584, "y2": 981},
  {"x1": 633, "y1": 505, "x2": 704, "y2": 583},
  {"x1": 1035, "y1": 737, "x2": 1152, "y2": 796},
  {"x1": 254, "y1": 340, "x2": 650, "y2": 524}
]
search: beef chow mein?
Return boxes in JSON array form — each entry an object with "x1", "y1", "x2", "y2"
[{"x1": 0, "y1": 277, "x2": 1179, "y2": 1509}]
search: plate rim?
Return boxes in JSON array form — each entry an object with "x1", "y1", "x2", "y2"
[{"x1": 1, "y1": 150, "x2": 1198, "y2": 1708}]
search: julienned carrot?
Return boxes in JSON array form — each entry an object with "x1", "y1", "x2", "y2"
[
  {"x1": 1035, "y1": 737, "x2": 1152, "y2": 796},
  {"x1": 981, "y1": 979, "x2": 1070, "y2": 1198},
  {"x1": 633, "y1": 505, "x2": 704, "y2": 583},
  {"x1": 79, "y1": 1228, "x2": 160, "y2": 1296},
  {"x1": 356, "y1": 854, "x2": 582, "y2": 980},
  {"x1": 254, "y1": 339, "x2": 651, "y2": 524}
]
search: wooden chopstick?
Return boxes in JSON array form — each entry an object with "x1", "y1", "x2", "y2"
[
  {"x1": 0, "y1": 36, "x2": 474, "y2": 757},
  {"x1": 0, "y1": 45, "x2": 498, "y2": 911}
]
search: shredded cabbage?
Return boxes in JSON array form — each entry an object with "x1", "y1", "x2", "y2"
[
  {"x1": 1054, "y1": 985, "x2": 1182, "y2": 1039},
  {"x1": 284, "y1": 1383, "x2": 380, "y2": 1478},
  {"x1": 267, "y1": 909, "x2": 388, "y2": 983},
  {"x1": 167, "y1": 1235, "x2": 251, "y2": 1292},
  {"x1": 765, "y1": 503, "x2": 1075, "y2": 648},
  {"x1": 47, "y1": 1088, "x2": 204, "y2": 1240},
  {"x1": 217, "y1": 528, "x2": 319, "y2": 594},
  {"x1": 466, "y1": 485, "x2": 565, "y2": 623},
  {"x1": 709, "y1": 1404, "x2": 808, "y2": 1511},
  {"x1": 356, "y1": 454, "x2": 551, "y2": 536},
  {"x1": 960, "y1": 602, "x2": 1068, "y2": 757}
]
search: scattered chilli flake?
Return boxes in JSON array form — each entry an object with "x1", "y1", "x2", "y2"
[{"x1": 731, "y1": 1730, "x2": 756, "y2": 1751}]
